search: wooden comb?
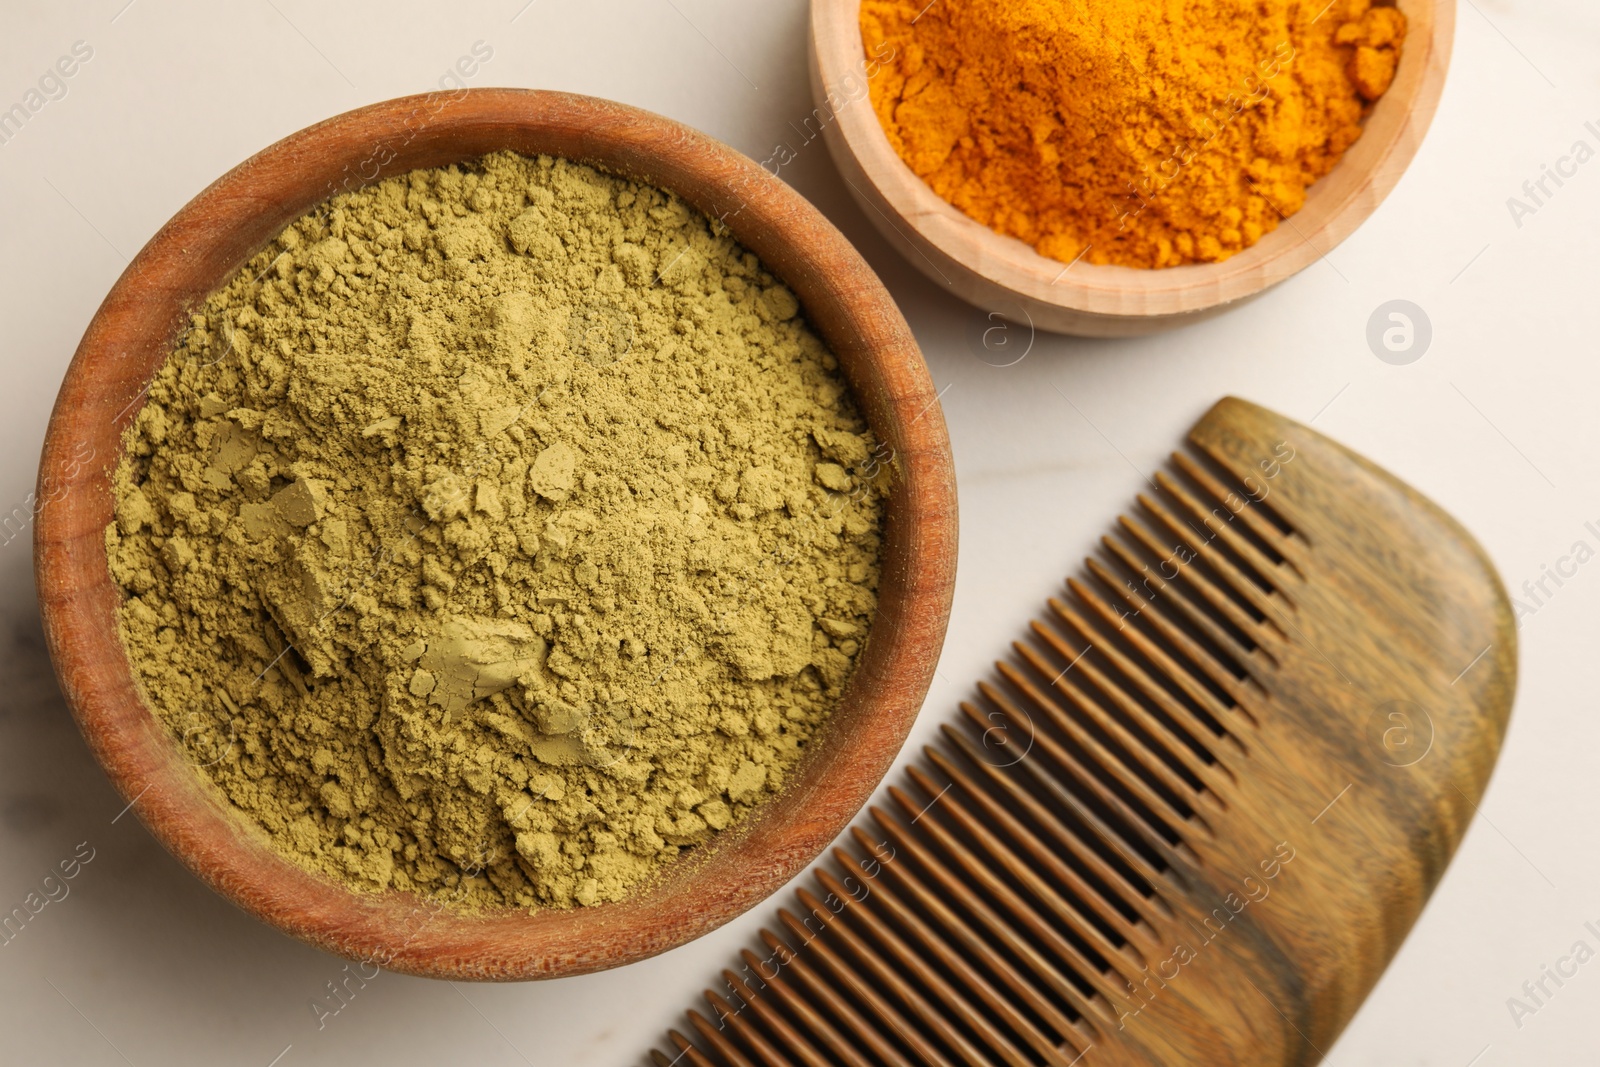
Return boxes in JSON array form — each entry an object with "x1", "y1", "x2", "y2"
[{"x1": 647, "y1": 396, "x2": 1515, "y2": 1067}]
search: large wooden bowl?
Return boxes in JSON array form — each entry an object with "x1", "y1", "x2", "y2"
[
  {"x1": 810, "y1": 0, "x2": 1454, "y2": 337},
  {"x1": 33, "y1": 90, "x2": 957, "y2": 980}
]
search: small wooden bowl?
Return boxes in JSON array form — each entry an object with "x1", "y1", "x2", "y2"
[
  {"x1": 810, "y1": 0, "x2": 1454, "y2": 337},
  {"x1": 34, "y1": 90, "x2": 957, "y2": 980}
]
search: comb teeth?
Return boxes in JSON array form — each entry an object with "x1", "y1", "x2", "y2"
[{"x1": 654, "y1": 444, "x2": 1302, "y2": 1066}]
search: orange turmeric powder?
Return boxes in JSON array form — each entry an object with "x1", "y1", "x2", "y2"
[{"x1": 861, "y1": 0, "x2": 1407, "y2": 269}]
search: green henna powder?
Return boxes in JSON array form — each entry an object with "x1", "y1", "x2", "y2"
[{"x1": 106, "y1": 151, "x2": 888, "y2": 909}]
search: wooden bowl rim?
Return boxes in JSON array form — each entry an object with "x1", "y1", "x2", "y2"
[
  {"x1": 33, "y1": 88, "x2": 957, "y2": 980},
  {"x1": 810, "y1": 0, "x2": 1456, "y2": 329}
]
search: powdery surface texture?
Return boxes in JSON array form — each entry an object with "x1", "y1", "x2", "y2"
[
  {"x1": 106, "y1": 152, "x2": 888, "y2": 909},
  {"x1": 863, "y1": 0, "x2": 1406, "y2": 267}
]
